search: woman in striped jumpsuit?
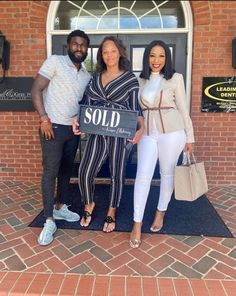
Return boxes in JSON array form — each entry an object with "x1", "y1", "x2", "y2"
[{"x1": 73, "y1": 36, "x2": 144, "y2": 232}]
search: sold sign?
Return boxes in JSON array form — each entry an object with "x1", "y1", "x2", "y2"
[{"x1": 79, "y1": 105, "x2": 138, "y2": 138}]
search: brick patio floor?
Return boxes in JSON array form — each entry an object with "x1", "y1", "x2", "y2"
[{"x1": 0, "y1": 181, "x2": 236, "y2": 295}]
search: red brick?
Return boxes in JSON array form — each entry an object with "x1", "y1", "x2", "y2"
[
  {"x1": 222, "y1": 280, "x2": 236, "y2": 296},
  {"x1": 190, "y1": 279, "x2": 210, "y2": 296},
  {"x1": 142, "y1": 278, "x2": 158, "y2": 296},
  {"x1": 174, "y1": 279, "x2": 192, "y2": 296},
  {"x1": 10, "y1": 273, "x2": 35, "y2": 295},
  {"x1": 26, "y1": 273, "x2": 51, "y2": 295},
  {"x1": 59, "y1": 274, "x2": 79, "y2": 296},
  {"x1": 44, "y1": 257, "x2": 69, "y2": 273},
  {"x1": 64, "y1": 251, "x2": 93, "y2": 269},
  {"x1": 147, "y1": 242, "x2": 172, "y2": 258},
  {"x1": 43, "y1": 274, "x2": 65, "y2": 295},
  {"x1": 215, "y1": 263, "x2": 236, "y2": 279},
  {"x1": 204, "y1": 269, "x2": 227, "y2": 280},
  {"x1": 14, "y1": 243, "x2": 35, "y2": 259},
  {"x1": 188, "y1": 244, "x2": 210, "y2": 260},
  {"x1": 0, "y1": 272, "x2": 21, "y2": 294},
  {"x1": 126, "y1": 277, "x2": 142, "y2": 296},
  {"x1": 93, "y1": 276, "x2": 110, "y2": 296},
  {"x1": 77, "y1": 275, "x2": 95, "y2": 296},
  {"x1": 205, "y1": 280, "x2": 227, "y2": 296},
  {"x1": 110, "y1": 265, "x2": 134, "y2": 276},
  {"x1": 203, "y1": 239, "x2": 230, "y2": 254},
  {"x1": 168, "y1": 249, "x2": 196, "y2": 266},
  {"x1": 128, "y1": 259, "x2": 156, "y2": 276},
  {"x1": 109, "y1": 277, "x2": 125, "y2": 296},
  {"x1": 158, "y1": 278, "x2": 176, "y2": 296},
  {"x1": 86, "y1": 258, "x2": 111, "y2": 275},
  {"x1": 106, "y1": 253, "x2": 133, "y2": 270}
]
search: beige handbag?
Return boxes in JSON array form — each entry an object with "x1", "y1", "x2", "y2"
[{"x1": 174, "y1": 153, "x2": 208, "y2": 201}]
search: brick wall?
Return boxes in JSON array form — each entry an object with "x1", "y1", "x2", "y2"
[
  {"x1": 191, "y1": 1, "x2": 236, "y2": 185},
  {"x1": 0, "y1": 1, "x2": 49, "y2": 182},
  {"x1": 0, "y1": 1, "x2": 236, "y2": 185}
]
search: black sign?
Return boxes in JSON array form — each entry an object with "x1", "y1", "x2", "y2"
[
  {"x1": 0, "y1": 77, "x2": 34, "y2": 111},
  {"x1": 202, "y1": 77, "x2": 236, "y2": 112},
  {"x1": 79, "y1": 105, "x2": 138, "y2": 138}
]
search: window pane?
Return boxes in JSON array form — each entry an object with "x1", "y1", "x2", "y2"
[
  {"x1": 160, "y1": 1, "x2": 185, "y2": 28},
  {"x1": 132, "y1": 47, "x2": 145, "y2": 71},
  {"x1": 140, "y1": 13, "x2": 162, "y2": 29},
  {"x1": 84, "y1": 47, "x2": 98, "y2": 72},
  {"x1": 55, "y1": 1, "x2": 79, "y2": 30},
  {"x1": 132, "y1": 0, "x2": 155, "y2": 17},
  {"x1": 82, "y1": 0, "x2": 107, "y2": 16},
  {"x1": 54, "y1": 0, "x2": 185, "y2": 30},
  {"x1": 99, "y1": 10, "x2": 118, "y2": 29},
  {"x1": 75, "y1": 14, "x2": 98, "y2": 30},
  {"x1": 120, "y1": 9, "x2": 139, "y2": 29}
]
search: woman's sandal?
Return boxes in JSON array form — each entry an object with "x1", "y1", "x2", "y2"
[
  {"x1": 129, "y1": 239, "x2": 141, "y2": 248},
  {"x1": 80, "y1": 210, "x2": 92, "y2": 227},
  {"x1": 103, "y1": 216, "x2": 116, "y2": 232}
]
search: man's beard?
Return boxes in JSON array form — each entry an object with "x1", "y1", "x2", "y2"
[{"x1": 68, "y1": 50, "x2": 87, "y2": 64}]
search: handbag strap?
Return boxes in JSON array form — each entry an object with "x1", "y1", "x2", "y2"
[
  {"x1": 186, "y1": 152, "x2": 196, "y2": 166},
  {"x1": 158, "y1": 90, "x2": 165, "y2": 133}
]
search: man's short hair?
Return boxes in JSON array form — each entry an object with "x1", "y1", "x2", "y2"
[{"x1": 67, "y1": 29, "x2": 90, "y2": 47}]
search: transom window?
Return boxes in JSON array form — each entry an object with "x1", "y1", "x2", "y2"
[{"x1": 54, "y1": 0, "x2": 185, "y2": 30}]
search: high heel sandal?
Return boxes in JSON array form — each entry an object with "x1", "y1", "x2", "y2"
[
  {"x1": 150, "y1": 210, "x2": 165, "y2": 232},
  {"x1": 129, "y1": 239, "x2": 141, "y2": 248},
  {"x1": 80, "y1": 210, "x2": 92, "y2": 227},
  {"x1": 80, "y1": 202, "x2": 95, "y2": 227},
  {"x1": 103, "y1": 216, "x2": 116, "y2": 232}
]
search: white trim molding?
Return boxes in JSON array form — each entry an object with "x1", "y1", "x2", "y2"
[{"x1": 46, "y1": 1, "x2": 193, "y2": 110}]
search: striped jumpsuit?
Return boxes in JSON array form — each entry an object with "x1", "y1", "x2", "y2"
[{"x1": 78, "y1": 71, "x2": 142, "y2": 208}]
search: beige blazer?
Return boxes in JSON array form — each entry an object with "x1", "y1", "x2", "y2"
[{"x1": 139, "y1": 73, "x2": 195, "y2": 143}]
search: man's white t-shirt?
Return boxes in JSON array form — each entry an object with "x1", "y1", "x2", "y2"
[{"x1": 39, "y1": 55, "x2": 91, "y2": 125}]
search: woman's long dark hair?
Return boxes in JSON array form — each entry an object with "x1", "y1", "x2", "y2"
[
  {"x1": 96, "y1": 36, "x2": 131, "y2": 72},
  {"x1": 140, "y1": 40, "x2": 175, "y2": 80}
]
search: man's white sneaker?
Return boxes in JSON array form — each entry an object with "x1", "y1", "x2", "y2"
[
  {"x1": 53, "y1": 204, "x2": 80, "y2": 222},
  {"x1": 38, "y1": 219, "x2": 57, "y2": 246}
]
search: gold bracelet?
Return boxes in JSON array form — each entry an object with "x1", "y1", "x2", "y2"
[{"x1": 40, "y1": 118, "x2": 51, "y2": 124}]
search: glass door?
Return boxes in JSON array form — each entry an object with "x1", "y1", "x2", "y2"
[{"x1": 52, "y1": 33, "x2": 187, "y2": 178}]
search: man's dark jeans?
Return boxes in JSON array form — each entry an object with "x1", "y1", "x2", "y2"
[{"x1": 40, "y1": 123, "x2": 79, "y2": 218}]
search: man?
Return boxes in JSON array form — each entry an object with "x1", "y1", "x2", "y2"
[{"x1": 31, "y1": 29, "x2": 91, "y2": 245}]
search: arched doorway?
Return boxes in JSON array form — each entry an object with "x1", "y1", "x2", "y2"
[{"x1": 46, "y1": 0, "x2": 193, "y2": 179}]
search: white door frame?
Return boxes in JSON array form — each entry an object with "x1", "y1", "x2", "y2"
[{"x1": 46, "y1": 1, "x2": 193, "y2": 110}]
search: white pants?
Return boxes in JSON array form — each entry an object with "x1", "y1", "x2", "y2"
[{"x1": 133, "y1": 129, "x2": 186, "y2": 222}]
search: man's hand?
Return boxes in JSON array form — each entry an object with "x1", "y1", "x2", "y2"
[
  {"x1": 40, "y1": 116, "x2": 54, "y2": 140},
  {"x1": 72, "y1": 118, "x2": 84, "y2": 136}
]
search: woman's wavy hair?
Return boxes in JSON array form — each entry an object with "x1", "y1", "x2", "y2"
[
  {"x1": 96, "y1": 36, "x2": 131, "y2": 72},
  {"x1": 140, "y1": 40, "x2": 175, "y2": 80}
]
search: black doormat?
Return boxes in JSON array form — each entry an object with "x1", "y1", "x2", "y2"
[{"x1": 29, "y1": 184, "x2": 233, "y2": 238}]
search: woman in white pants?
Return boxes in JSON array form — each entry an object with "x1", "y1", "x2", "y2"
[{"x1": 129, "y1": 40, "x2": 195, "y2": 248}]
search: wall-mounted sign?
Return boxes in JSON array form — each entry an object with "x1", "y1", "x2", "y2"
[
  {"x1": 79, "y1": 105, "x2": 138, "y2": 138},
  {"x1": 201, "y1": 77, "x2": 236, "y2": 112},
  {"x1": 0, "y1": 77, "x2": 34, "y2": 111}
]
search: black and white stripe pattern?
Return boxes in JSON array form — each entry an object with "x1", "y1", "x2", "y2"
[{"x1": 78, "y1": 71, "x2": 142, "y2": 207}]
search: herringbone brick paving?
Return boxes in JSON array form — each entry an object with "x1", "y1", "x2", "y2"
[{"x1": 0, "y1": 181, "x2": 235, "y2": 295}]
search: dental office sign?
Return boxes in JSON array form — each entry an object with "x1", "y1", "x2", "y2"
[
  {"x1": 201, "y1": 77, "x2": 236, "y2": 112},
  {"x1": 79, "y1": 105, "x2": 138, "y2": 138}
]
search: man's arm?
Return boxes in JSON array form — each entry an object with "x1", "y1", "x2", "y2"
[
  {"x1": 31, "y1": 74, "x2": 54, "y2": 140},
  {"x1": 31, "y1": 74, "x2": 50, "y2": 118}
]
